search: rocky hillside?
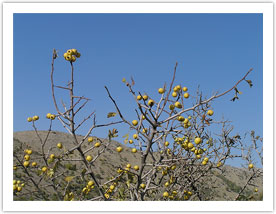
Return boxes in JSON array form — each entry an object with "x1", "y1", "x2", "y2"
[{"x1": 13, "y1": 130, "x2": 263, "y2": 201}]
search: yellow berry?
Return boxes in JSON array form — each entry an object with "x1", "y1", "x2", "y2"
[
  {"x1": 57, "y1": 143, "x2": 63, "y2": 149},
  {"x1": 187, "y1": 142, "x2": 194, "y2": 149},
  {"x1": 133, "y1": 165, "x2": 139, "y2": 171},
  {"x1": 169, "y1": 104, "x2": 175, "y2": 110},
  {"x1": 87, "y1": 180, "x2": 94, "y2": 186},
  {"x1": 33, "y1": 115, "x2": 39, "y2": 121},
  {"x1": 164, "y1": 141, "x2": 169, "y2": 147},
  {"x1": 27, "y1": 117, "x2": 32, "y2": 122},
  {"x1": 41, "y1": 166, "x2": 47, "y2": 172},
  {"x1": 26, "y1": 149, "x2": 32, "y2": 155},
  {"x1": 50, "y1": 114, "x2": 56, "y2": 120},
  {"x1": 132, "y1": 120, "x2": 138, "y2": 126},
  {"x1": 24, "y1": 155, "x2": 30, "y2": 161},
  {"x1": 158, "y1": 88, "x2": 165, "y2": 94},
  {"x1": 163, "y1": 191, "x2": 169, "y2": 197},
  {"x1": 126, "y1": 163, "x2": 131, "y2": 168},
  {"x1": 116, "y1": 146, "x2": 123, "y2": 152},
  {"x1": 87, "y1": 137, "x2": 93, "y2": 142},
  {"x1": 194, "y1": 137, "x2": 202, "y2": 145},
  {"x1": 71, "y1": 55, "x2": 76, "y2": 62},
  {"x1": 94, "y1": 142, "x2": 101, "y2": 147},
  {"x1": 32, "y1": 162, "x2": 37, "y2": 167},
  {"x1": 184, "y1": 93, "x2": 189, "y2": 98},
  {"x1": 142, "y1": 95, "x2": 148, "y2": 101},
  {"x1": 183, "y1": 87, "x2": 188, "y2": 92},
  {"x1": 175, "y1": 101, "x2": 182, "y2": 108},
  {"x1": 133, "y1": 134, "x2": 138, "y2": 139},
  {"x1": 129, "y1": 139, "x2": 134, "y2": 144},
  {"x1": 23, "y1": 161, "x2": 29, "y2": 168},
  {"x1": 207, "y1": 110, "x2": 214, "y2": 116},
  {"x1": 172, "y1": 92, "x2": 178, "y2": 97},
  {"x1": 148, "y1": 99, "x2": 155, "y2": 107},
  {"x1": 71, "y1": 49, "x2": 77, "y2": 55},
  {"x1": 76, "y1": 52, "x2": 81, "y2": 58},
  {"x1": 86, "y1": 155, "x2": 93, "y2": 162},
  {"x1": 248, "y1": 163, "x2": 254, "y2": 169},
  {"x1": 137, "y1": 95, "x2": 142, "y2": 100},
  {"x1": 46, "y1": 113, "x2": 52, "y2": 119},
  {"x1": 131, "y1": 148, "x2": 137, "y2": 153},
  {"x1": 140, "y1": 183, "x2": 146, "y2": 189},
  {"x1": 49, "y1": 154, "x2": 55, "y2": 159}
]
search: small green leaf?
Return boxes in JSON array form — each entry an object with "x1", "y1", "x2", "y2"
[{"x1": 107, "y1": 112, "x2": 117, "y2": 118}]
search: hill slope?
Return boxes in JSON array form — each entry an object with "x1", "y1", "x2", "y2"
[{"x1": 13, "y1": 130, "x2": 263, "y2": 201}]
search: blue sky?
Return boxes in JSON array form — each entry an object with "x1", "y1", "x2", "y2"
[{"x1": 13, "y1": 13, "x2": 263, "y2": 166}]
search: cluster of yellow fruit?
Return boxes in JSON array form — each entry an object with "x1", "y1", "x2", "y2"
[
  {"x1": 136, "y1": 94, "x2": 148, "y2": 101},
  {"x1": 22, "y1": 149, "x2": 38, "y2": 168},
  {"x1": 163, "y1": 190, "x2": 179, "y2": 199},
  {"x1": 104, "y1": 182, "x2": 117, "y2": 199},
  {"x1": 46, "y1": 113, "x2": 56, "y2": 120},
  {"x1": 64, "y1": 192, "x2": 74, "y2": 201},
  {"x1": 82, "y1": 180, "x2": 95, "y2": 195},
  {"x1": 183, "y1": 190, "x2": 193, "y2": 200},
  {"x1": 27, "y1": 115, "x2": 39, "y2": 122},
  {"x1": 87, "y1": 136, "x2": 101, "y2": 147},
  {"x1": 171, "y1": 85, "x2": 189, "y2": 98},
  {"x1": 201, "y1": 157, "x2": 209, "y2": 165},
  {"x1": 63, "y1": 49, "x2": 81, "y2": 62},
  {"x1": 125, "y1": 163, "x2": 140, "y2": 171},
  {"x1": 13, "y1": 180, "x2": 25, "y2": 193}
]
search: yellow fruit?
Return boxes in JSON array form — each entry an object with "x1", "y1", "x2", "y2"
[
  {"x1": 133, "y1": 165, "x2": 139, "y2": 171},
  {"x1": 175, "y1": 101, "x2": 182, "y2": 108},
  {"x1": 142, "y1": 95, "x2": 148, "y2": 100},
  {"x1": 32, "y1": 162, "x2": 37, "y2": 167},
  {"x1": 142, "y1": 128, "x2": 147, "y2": 133},
  {"x1": 202, "y1": 160, "x2": 207, "y2": 165},
  {"x1": 162, "y1": 170, "x2": 167, "y2": 176},
  {"x1": 71, "y1": 55, "x2": 76, "y2": 62},
  {"x1": 13, "y1": 180, "x2": 17, "y2": 185},
  {"x1": 76, "y1": 52, "x2": 81, "y2": 58},
  {"x1": 171, "y1": 165, "x2": 176, "y2": 170},
  {"x1": 129, "y1": 139, "x2": 134, "y2": 144},
  {"x1": 194, "y1": 137, "x2": 202, "y2": 145},
  {"x1": 41, "y1": 166, "x2": 47, "y2": 172},
  {"x1": 207, "y1": 110, "x2": 214, "y2": 116},
  {"x1": 254, "y1": 188, "x2": 258, "y2": 192},
  {"x1": 86, "y1": 155, "x2": 93, "y2": 162},
  {"x1": 131, "y1": 148, "x2": 137, "y2": 153},
  {"x1": 67, "y1": 49, "x2": 73, "y2": 55},
  {"x1": 110, "y1": 185, "x2": 115, "y2": 190},
  {"x1": 176, "y1": 85, "x2": 181, "y2": 91},
  {"x1": 172, "y1": 190, "x2": 178, "y2": 195},
  {"x1": 133, "y1": 134, "x2": 138, "y2": 139},
  {"x1": 183, "y1": 118, "x2": 189, "y2": 124},
  {"x1": 164, "y1": 182, "x2": 170, "y2": 187},
  {"x1": 13, "y1": 185, "x2": 17, "y2": 191},
  {"x1": 172, "y1": 92, "x2": 178, "y2": 97},
  {"x1": 33, "y1": 115, "x2": 39, "y2": 121},
  {"x1": 87, "y1": 180, "x2": 94, "y2": 186},
  {"x1": 71, "y1": 49, "x2": 77, "y2": 55},
  {"x1": 178, "y1": 116, "x2": 185, "y2": 121},
  {"x1": 87, "y1": 137, "x2": 93, "y2": 142},
  {"x1": 137, "y1": 95, "x2": 142, "y2": 100},
  {"x1": 140, "y1": 183, "x2": 146, "y2": 189},
  {"x1": 63, "y1": 52, "x2": 68, "y2": 59},
  {"x1": 187, "y1": 142, "x2": 194, "y2": 149},
  {"x1": 204, "y1": 157, "x2": 209, "y2": 162},
  {"x1": 183, "y1": 87, "x2": 188, "y2": 92},
  {"x1": 50, "y1": 154, "x2": 55, "y2": 159},
  {"x1": 148, "y1": 99, "x2": 155, "y2": 107},
  {"x1": 132, "y1": 120, "x2": 138, "y2": 126},
  {"x1": 126, "y1": 163, "x2": 131, "y2": 168},
  {"x1": 196, "y1": 155, "x2": 201, "y2": 159},
  {"x1": 94, "y1": 142, "x2": 101, "y2": 147},
  {"x1": 65, "y1": 54, "x2": 72, "y2": 61},
  {"x1": 169, "y1": 104, "x2": 175, "y2": 110},
  {"x1": 27, "y1": 117, "x2": 32, "y2": 122},
  {"x1": 187, "y1": 191, "x2": 192, "y2": 196},
  {"x1": 57, "y1": 143, "x2": 63, "y2": 149},
  {"x1": 217, "y1": 162, "x2": 222, "y2": 167},
  {"x1": 46, "y1": 113, "x2": 52, "y2": 119},
  {"x1": 23, "y1": 161, "x2": 29, "y2": 168},
  {"x1": 13, "y1": 166, "x2": 17, "y2": 170},
  {"x1": 163, "y1": 191, "x2": 169, "y2": 197},
  {"x1": 184, "y1": 93, "x2": 189, "y2": 98},
  {"x1": 158, "y1": 88, "x2": 165, "y2": 94},
  {"x1": 248, "y1": 163, "x2": 254, "y2": 169},
  {"x1": 21, "y1": 183, "x2": 25, "y2": 187},
  {"x1": 24, "y1": 155, "x2": 30, "y2": 161},
  {"x1": 164, "y1": 141, "x2": 169, "y2": 147},
  {"x1": 26, "y1": 149, "x2": 32, "y2": 155},
  {"x1": 142, "y1": 115, "x2": 146, "y2": 120},
  {"x1": 17, "y1": 186, "x2": 22, "y2": 192},
  {"x1": 116, "y1": 146, "x2": 123, "y2": 152},
  {"x1": 50, "y1": 114, "x2": 56, "y2": 120},
  {"x1": 104, "y1": 193, "x2": 109, "y2": 199}
]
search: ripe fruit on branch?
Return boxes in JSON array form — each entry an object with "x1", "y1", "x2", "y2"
[
  {"x1": 140, "y1": 183, "x2": 146, "y2": 189},
  {"x1": 194, "y1": 137, "x2": 202, "y2": 145},
  {"x1": 158, "y1": 88, "x2": 165, "y2": 94},
  {"x1": 23, "y1": 161, "x2": 29, "y2": 168},
  {"x1": 131, "y1": 148, "x2": 137, "y2": 153},
  {"x1": 94, "y1": 142, "x2": 101, "y2": 147},
  {"x1": 133, "y1": 165, "x2": 139, "y2": 171},
  {"x1": 137, "y1": 95, "x2": 142, "y2": 100},
  {"x1": 207, "y1": 110, "x2": 214, "y2": 116},
  {"x1": 116, "y1": 146, "x2": 123, "y2": 152},
  {"x1": 184, "y1": 93, "x2": 189, "y2": 98},
  {"x1": 133, "y1": 134, "x2": 138, "y2": 139},
  {"x1": 163, "y1": 192, "x2": 169, "y2": 197},
  {"x1": 248, "y1": 163, "x2": 254, "y2": 169},
  {"x1": 142, "y1": 95, "x2": 148, "y2": 101},
  {"x1": 57, "y1": 142, "x2": 63, "y2": 149},
  {"x1": 172, "y1": 92, "x2": 177, "y2": 97},
  {"x1": 86, "y1": 155, "x2": 93, "y2": 162},
  {"x1": 87, "y1": 137, "x2": 93, "y2": 142},
  {"x1": 183, "y1": 87, "x2": 188, "y2": 92},
  {"x1": 175, "y1": 101, "x2": 182, "y2": 108},
  {"x1": 27, "y1": 117, "x2": 32, "y2": 122},
  {"x1": 132, "y1": 120, "x2": 138, "y2": 126},
  {"x1": 148, "y1": 99, "x2": 155, "y2": 107}
]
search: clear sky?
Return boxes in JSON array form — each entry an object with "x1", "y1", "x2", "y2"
[{"x1": 14, "y1": 13, "x2": 263, "y2": 165}]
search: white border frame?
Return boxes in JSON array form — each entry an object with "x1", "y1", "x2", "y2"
[{"x1": 3, "y1": 2, "x2": 273, "y2": 212}]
